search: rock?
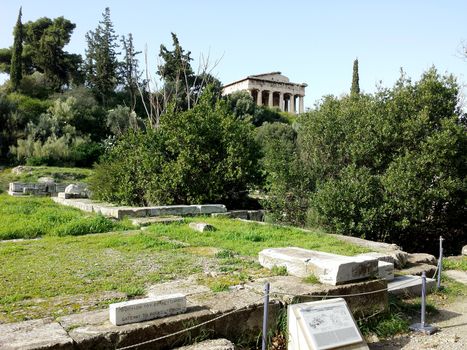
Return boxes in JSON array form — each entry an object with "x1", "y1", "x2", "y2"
[
  {"x1": 387, "y1": 250, "x2": 409, "y2": 269},
  {"x1": 64, "y1": 183, "x2": 89, "y2": 198},
  {"x1": 444, "y1": 270, "x2": 467, "y2": 285},
  {"x1": 377, "y1": 261, "x2": 394, "y2": 281},
  {"x1": 37, "y1": 177, "x2": 55, "y2": 184},
  {"x1": 0, "y1": 318, "x2": 74, "y2": 350},
  {"x1": 173, "y1": 339, "x2": 236, "y2": 350},
  {"x1": 11, "y1": 165, "x2": 32, "y2": 175},
  {"x1": 462, "y1": 245, "x2": 467, "y2": 256},
  {"x1": 189, "y1": 222, "x2": 216, "y2": 232},
  {"x1": 131, "y1": 216, "x2": 184, "y2": 227},
  {"x1": 388, "y1": 275, "x2": 436, "y2": 296},
  {"x1": 258, "y1": 247, "x2": 378, "y2": 285},
  {"x1": 401, "y1": 263, "x2": 437, "y2": 278},
  {"x1": 407, "y1": 253, "x2": 437, "y2": 266}
]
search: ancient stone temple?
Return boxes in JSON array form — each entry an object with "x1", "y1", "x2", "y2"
[{"x1": 222, "y1": 72, "x2": 307, "y2": 114}]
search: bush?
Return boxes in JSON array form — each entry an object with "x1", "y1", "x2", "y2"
[
  {"x1": 256, "y1": 122, "x2": 310, "y2": 225},
  {"x1": 266, "y1": 68, "x2": 467, "y2": 254},
  {"x1": 90, "y1": 87, "x2": 262, "y2": 207}
]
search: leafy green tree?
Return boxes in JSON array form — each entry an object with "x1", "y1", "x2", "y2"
[
  {"x1": 10, "y1": 7, "x2": 23, "y2": 91},
  {"x1": 269, "y1": 67, "x2": 466, "y2": 254},
  {"x1": 225, "y1": 90, "x2": 286, "y2": 126},
  {"x1": 85, "y1": 7, "x2": 120, "y2": 106},
  {"x1": 350, "y1": 58, "x2": 360, "y2": 97},
  {"x1": 156, "y1": 33, "x2": 222, "y2": 112},
  {"x1": 256, "y1": 122, "x2": 309, "y2": 225},
  {"x1": 23, "y1": 16, "x2": 82, "y2": 91},
  {"x1": 90, "y1": 87, "x2": 262, "y2": 207},
  {"x1": 120, "y1": 33, "x2": 141, "y2": 111}
]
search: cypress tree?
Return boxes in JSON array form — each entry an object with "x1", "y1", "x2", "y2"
[
  {"x1": 85, "y1": 7, "x2": 119, "y2": 106},
  {"x1": 10, "y1": 7, "x2": 23, "y2": 91},
  {"x1": 351, "y1": 58, "x2": 360, "y2": 97}
]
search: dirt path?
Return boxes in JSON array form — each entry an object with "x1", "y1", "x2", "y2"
[{"x1": 369, "y1": 297, "x2": 467, "y2": 349}]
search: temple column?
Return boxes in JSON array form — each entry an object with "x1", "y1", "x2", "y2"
[
  {"x1": 279, "y1": 92, "x2": 284, "y2": 111},
  {"x1": 256, "y1": 89, "x2": 262, "y2": 106},
  {"x1": 298, "y1": 95, "x2": 304, "y2": 113},
  {"x1": 290, "y1": 95, "x2": 295, "y2": 114},
  {"x1": 268, "y1": 91, "x2": 273, "y2": 107}
]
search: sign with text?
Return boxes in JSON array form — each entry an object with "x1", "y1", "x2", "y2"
[
  {"x1": 288, "y1": 298, "x2": 368, "y2": 350},
  {"x1": 109, "y1": 293, "x2": 186, "y2": 326}
]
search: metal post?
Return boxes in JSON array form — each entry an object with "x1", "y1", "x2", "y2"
[
  {"x1": 409, "y1": 272, "x2": 437, "y2": 334},
  {"x1": 437, "y1": 236, "x2": 443, "y2": 289},
  {"x1": 262, "y1": 282, "x2": 270, "y2": 350},
  {"x1": 421, "y1": 272, "x2": 426, "y2": 326}
]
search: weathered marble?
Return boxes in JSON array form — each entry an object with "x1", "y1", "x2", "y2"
[
  {"x1": 259, "y1": 247, "x2": 378, "y2": 285},
  {"x1": 109, "y1": 293, "x2": 186, "y2": 326},
  {"x1": 0, "y1": 318, "x2": 73, "y2": 350},
  {"x1": 388, "y1": 275, "x2": 436, "y2": 296},
  {"x1": 189, "y1": 222, "x2": 216, "y2": 232}
]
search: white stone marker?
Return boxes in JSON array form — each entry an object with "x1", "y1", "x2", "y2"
[
  {"x1": 259, "y1": 247, "x2": 378, "y2": 285},
  {"x1": 288, "y1": 298, "x2": 369, "y2": 350},
  {"x1": 109, "y1": 293, "x2": 186, "y2": 326}
]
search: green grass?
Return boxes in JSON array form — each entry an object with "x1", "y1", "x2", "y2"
[
  {"x1": 0, "y1": 216, "x2": 369, "y2": 322},
  {"x1": 0, "y1": 194, "x2": 131, "y2": 240},
  {"x1": 443, "y1": 256, "x2": 467, "y2": 271},
  {"x1": 0, "y1": 166, "x2": 93, "y2": 192},
  {"x1": 360, "y1": 277, "x2": 467, "y2": 340},
  {"x1": 0, "y1": 231, "x2": 203, "y2": 322},
  {"x1": 145, "y1": 216, "x2": 370, "y2": 257}
]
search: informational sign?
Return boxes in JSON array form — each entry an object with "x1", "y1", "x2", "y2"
[{"x1": 288, "y1": 298, "x2": 368, "y2": 350}]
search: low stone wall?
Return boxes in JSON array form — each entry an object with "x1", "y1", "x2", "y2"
[
  {"x1": 212, "y1": 209, "x2": 265, "y2": 221},
  {"x1": 52, "y1": 197, "x2": 227, "y2": 219},
  {"x1": 0, "y1": 275, "x2": 387, "y2": 349},
  {"x1": 8, "y1": 182, "x2": 68, "y2": 196}
]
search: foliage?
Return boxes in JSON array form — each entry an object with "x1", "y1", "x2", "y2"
[
  {"x1": 256, "y1": 122, "x2": 309, "y2": 226},
  {"x1": 351, "y1": 58, "x2": 360, "y2": 96},
  {"x1": 90, "y1": 87, "x2": 262, "y2": 207},
  {"x1": 156, "y1": 33, "x2": 222, "y2": 112},
  {"x1": 85, "y1": 7, "x2": 120, "y2": 106},
  {"x1": 120, "y1": 33, "x2": 141, "y2": 111},
  {"x1": 9, "y1": 91, "x2": 106, "y2": 166},
  {"x1": 225, "y1": 90, "x2": 286, "y2": 126},
  {"x1": 106, "y1": 105, "x2": 142, "y2": 137},
  {"x1": 10, "y1": 7, "x2": 23, "y2": 91},
  {"x1": 23, "y1": 16, "x2": 82, "y2": 91},
  {"x1": 288, "y1": 68, "x2": 466, "y2": 254}
]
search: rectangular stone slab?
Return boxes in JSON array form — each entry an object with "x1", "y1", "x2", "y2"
[
  {"x1": 388, "y1": 275, "x2": 435, "y2": 296},
  {"x1": 109, "y1": 293, "x2": 186, "y2": 326},
  {"x1": 258, "y1": 247, "x2": 378, "y2": 285}
]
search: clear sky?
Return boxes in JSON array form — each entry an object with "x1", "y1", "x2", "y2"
[{"x1": 1, "y1": 0, "x2": 466, "y2": 109}]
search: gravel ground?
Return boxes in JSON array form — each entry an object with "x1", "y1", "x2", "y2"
[{"x1": 369, "y1": 297, "x2": 467, "y2": 350}]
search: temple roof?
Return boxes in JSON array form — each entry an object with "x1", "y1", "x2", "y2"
[{"x1": 223, "y1": 72, "x2": 306, "y2": 88}]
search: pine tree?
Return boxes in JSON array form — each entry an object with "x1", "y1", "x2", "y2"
[
  {"x1": 351, "y1": 58, "x2": 360, "y2": 97},
  {"x1": 10, "y1": 7, "x2": 23, "y2": 91},
  {"x1": 85, "y1": 7, "x2": 119, "y2": 106},
  {"x1": 121, "y1": 33, "x2": 141, "y2": 111}
]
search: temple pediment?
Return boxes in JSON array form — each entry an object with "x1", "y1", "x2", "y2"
[
  {"x1": 222, "y1": 72, "x2": 307, "y2": 114},
  {"x1": 249, "y1": 72, "x2": 290, "y2": 83}
]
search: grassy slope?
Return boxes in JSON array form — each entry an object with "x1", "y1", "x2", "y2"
[
  {"x1": 443, "y1": 256, "x2": 467, "y2": 271},
  {"x1": 0, "y1": 194, "x2": 132, "y2": 240},
  {"x1": 0, "y1": 166, "x2": 93, "y2": 193},
  {"x1": 0, "y1": 217, "x2": 370, "y2": 322}
]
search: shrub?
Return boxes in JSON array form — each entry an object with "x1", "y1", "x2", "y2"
[
  {"x1": 90, "y1": 87, "x2": 262, "y2": 207},
  {"x1": 266, "y1": 68, "x2": 467, "y2": 254},
  {"x1": 256, "y1": 122, "x2": 310, "y2": 226}
]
